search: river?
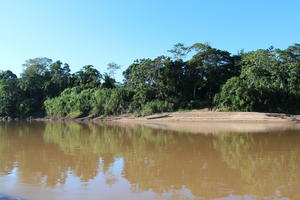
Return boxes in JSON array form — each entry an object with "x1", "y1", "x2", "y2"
[{"x1": 0, "y1": 121, "x2": 299, "y2": 200}]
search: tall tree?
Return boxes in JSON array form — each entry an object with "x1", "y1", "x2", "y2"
[
  {"x1": 0, "y1": 70, "x2": 17, "y2": 80},
  {"x1": 45, "y1": 61, "x2": 71, "y2": 97},
  {"x1": 0, "y1": 79, "x2": 21, "y2": 117},
  {"x1": 107, "y1": 62, "x2": 121, "y2": 78},
  {"x1": 19, "y1": 57, "x2": 53, "y2": 94},
  {"x1": 72, "y1": 65, "x2": 102, "y2": 89},
  {"x1": 215, "y1": 45, "x2": 300, "y2": 113},
  {"x1": 18, "y1": 57, "x2": 53, "y2": 116},
  {"x1": 186, "y1": 43, "x2": 238, "y2": 103},
  {"x1": 168, "y1": 43, "x2": 191, "y2": 60}
]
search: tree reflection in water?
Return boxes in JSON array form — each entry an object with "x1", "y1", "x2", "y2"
[{"x1": 0, "y1": 121, "x2": 300, "y2": 199}]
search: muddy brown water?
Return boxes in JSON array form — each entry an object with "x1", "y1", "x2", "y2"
[{"x1": 0, "y1": 121, "x2": 300, "y2": 200}]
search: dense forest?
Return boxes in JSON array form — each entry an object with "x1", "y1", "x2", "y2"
[{"x1": 0, "y1": 43, "x2": 299, "y2": 119}]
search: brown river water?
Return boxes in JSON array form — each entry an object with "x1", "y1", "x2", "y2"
[{"x1": 0, "y1": 121, "x2": 300, "y2": 200}]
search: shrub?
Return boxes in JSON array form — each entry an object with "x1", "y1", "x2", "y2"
[
  {"x1": 18, "y1": 98, "x2": 40, "y2": 117},
  {"x1": 103, "y1": 87, "x2": 134, "y2": 115},
  {"x1": 92, "y1": 88, "x2": 111, "y2": 115},
  {"x1": 138, "y1": 100, "x2": 174, "y2": 116},
  {"x1": 44, "y1": 87, "x2": 95, "y2": 117},
  {"x1": 214, "y1": 77, "x2": 254, "y2": 112}
]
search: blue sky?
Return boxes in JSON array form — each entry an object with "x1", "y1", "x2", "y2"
[{"x1": 0, "y1": 0, "x2": 299, "y2": 81}]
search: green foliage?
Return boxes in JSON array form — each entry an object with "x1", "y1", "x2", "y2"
[
  {"x1": 182, "y1": 100, "x2": 209, "y2": 110},
  {"x1": 2, "y1": 58, "x2": 116, "y2": 118},
  {"x1": 107, "y1": 62, "x2": 121, "y2": 78},
  {"x1": 46, "y1": 61, "x2": 71, "y2": 98},
  {"x1": 93, "y1": 88, "x2": 112, "y2": 115},
  {"x1": 138, "y1": 100, "x2": 174, "y2": 116},
  {"x1": 18, "y1": 98, "x2": 40, "y2": 117},
  {"x1": 186, "y1": 43, "x2": 240, "y2": 103},
  {"x1": 103, "y1": 87, "x2": 134, "y2": 115},
  {"x1": 215, "y1": 45, "x2": 300, "y2": 114},
  {"x1": 44, "y1": 88, "x2": 96, "y2": 117},
  {"x1": 72, "y1": 65, "x2": 102, "y2": 89},
  {"x1": 1, "y1": 43, "x2": 300, "y2": 118},
  {"x1": 45, "y1": 87, "x2": 134, "y2": 117},
  {"x1": 214, "y1": 77, "x2": 253, "y2": 111},
  {"x1": 0, "y1": 70, "x2": 17, "y2": 80},
  {"x1": 101, "y1": 74, "x2": 116, "y2": 89},
  {"x1": 123, "y1": 45, "x2": 239, "y2": 109},
  {"x1": 0, "y1": 80, "x2": 20, "y2": 117}
]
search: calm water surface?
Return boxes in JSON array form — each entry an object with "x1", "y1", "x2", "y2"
[{"x1": 0, "y1": 122, "x2": 300, "y2": 200}]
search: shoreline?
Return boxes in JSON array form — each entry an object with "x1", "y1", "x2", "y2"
[
  {"x1": 110, "y1": 110, "x2": 300, "y2": 123},
  {"x1": 103, "y1": 110, "x2": 300, "y2": 134},
  {"x1": 29, "y1": 110, "x2": 300, "y2": 124},
  {"x1": 29, "y1": 110, "x2": 300, "y2": 134}
]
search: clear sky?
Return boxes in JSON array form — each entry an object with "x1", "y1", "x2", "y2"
[{"x1": 0, "y1": 0, "x2": 299, "y2": 81}]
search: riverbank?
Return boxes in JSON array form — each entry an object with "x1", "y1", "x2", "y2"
[
  {"x1": 31, "y1": 109, "x2": 300, "y2": 134},
  {"x1": 101, "y1": 110, "x2": 300, "y2": 134},
  {"x1": 108, "y1": 110, "x2": 300, "y2": 123},
  {"x1": 2, "y1": 110, "x2": 298, "y2": 133},
  {"x1": 32, "y1": 109, "x2": 300, "y2": 123}
]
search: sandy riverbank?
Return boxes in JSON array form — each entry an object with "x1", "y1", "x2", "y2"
[
  {"x1": 103, "y1": 110, "x2": 300, "y2": 134},
  {"x1": 112, "y1": 110, "x2": 300, "y2": 123},
  {"x1": 33, "y1": 110, "x2": 300, "y2": 134}
]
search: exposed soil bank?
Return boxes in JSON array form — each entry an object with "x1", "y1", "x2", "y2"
[
  {"x1": 102, "y1": 110, "x2": 300, "y2": 134},
  {"x1": 112, "y1": 110, "x2": 300, "y2": 123},
  {"x1": 31, "y1": 110, "x2": 300, "y2": 134}
]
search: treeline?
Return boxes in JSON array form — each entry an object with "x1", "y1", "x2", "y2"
[{"x1": 0, "y1": 43, "x2": 299, "y2": 118}]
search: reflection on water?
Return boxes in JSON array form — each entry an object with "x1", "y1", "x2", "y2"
[{"x1": 0, "y1": 122, "x2": 300, "y2": 200}]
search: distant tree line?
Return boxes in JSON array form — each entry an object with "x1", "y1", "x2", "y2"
[{"x1": 0, "y1": 43, "x2": 299, "y2": 118}]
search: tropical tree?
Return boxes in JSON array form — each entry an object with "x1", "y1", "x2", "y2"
[{"x1": 72, "y1": 65, "x2": 102, "y2": 89}]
